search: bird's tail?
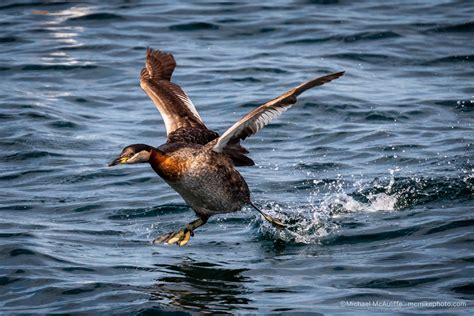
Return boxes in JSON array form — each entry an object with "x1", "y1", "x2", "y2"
[{"x1": 249, "y1": 201, "x2": 286, "y2": 229}]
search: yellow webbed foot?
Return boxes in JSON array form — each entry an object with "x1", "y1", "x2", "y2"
[
  {"x1": 152, "y1": 217, "x2": 207, "y2": 247},
  {"x1": 152, "y1": 228, "x2": 191, "y2": 246},
  {"x1": 178, "y1": 230, "x2": 192, "y2": 246}
]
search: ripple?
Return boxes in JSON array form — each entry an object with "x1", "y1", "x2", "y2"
[
  {"x1": 326, "y1": 226, "x2": 421, "y2": 245},
  {"x1": 429, "y1": 22, "x2": 474, "y2": 33},
  {"x1": 422, "y1": 55, "x2": 473, "y2": 65},
  {"x1": 0, "y1": 232, "x2": 35, "y2": 238},
  {"x1": 149, "y1": 261, "x2": 252, "y2": 312},
  {"x1": 0, "y1": 276, "x2": 21, "y2": 286},
  {"x1": 0, "y1": 36, "x2": 20, "y2": 43},
  {"x1": 286, "y1": 31, "x2": 401, "y2": 45},
  {"x1": 169, "y1": 22, "x2": 219, "y2": 31},
  {"x1": 424, "y1": 219, "x2": 474, "y2": 235},
  {"x1": 356, "y1": 276, "x2": 443, "y2": 289},
  {"x1": 325, "y1": 53, "x2": 410, "y2": 65},
  {"x1": 1, "y1": 150, "x2": 63, "y2": 162},
  {"x1": 2, "y1": 246, "x2": 75, "y2": 265},
  {"x1": 450, "y1": 283, "x2": 474, "y2": 296},
  {"x1": 0, "y1": 169, "x2": 54, "y2": 181},
  {"x1": 0, "y1": 0, "x2": 473, "y2": 314},
  {"x1": 46, "y1": 120, "x2": 80, "y2": 129},
  {"x1": 67, "y1": 13, "x2": 125, "y2": 22},
  {"x1": 20, "y1": 64, "x2": 99, "y2": 71},
  {"x1": 296, "y1": 162, "x2": 348, "y2": 171},
  {"x1": 109, "y1": 204, "x2": 190, "y2": 220},
  {"x1": 0, "y1": 1, "x2": 69, "y2": 11}
]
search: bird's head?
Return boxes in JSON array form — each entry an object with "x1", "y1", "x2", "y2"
[{"x1": 109, "y1": 144, "x2": 153, "y2": 167}]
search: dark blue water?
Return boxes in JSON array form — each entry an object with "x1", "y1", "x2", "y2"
[{"x1": 1, "y1": 0, "x2": 473, "y2": 314}]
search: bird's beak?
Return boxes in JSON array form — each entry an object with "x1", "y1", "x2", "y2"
[{"x1": 108, "y1": 156, "x2": 128, "y2": 167}]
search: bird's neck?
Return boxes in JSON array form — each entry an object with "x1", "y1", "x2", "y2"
[
  {"x1": 149, "y1": 149, "x2": 184, "y2": 182},
  {"x1": 149, "y1": 148, "x2": 167, "y2": 164}
]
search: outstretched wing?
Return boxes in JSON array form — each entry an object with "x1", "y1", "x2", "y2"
[
  {"x1": 140, "y1": 48, "x2": 206, "y2": 135},
  {"x1": 211, "y1": 71, "x2": 345, "y2": 153}
]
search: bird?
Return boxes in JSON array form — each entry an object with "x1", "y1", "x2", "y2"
[{"x1": 109, "y1": 48, "x2": 344, "y2": 246}]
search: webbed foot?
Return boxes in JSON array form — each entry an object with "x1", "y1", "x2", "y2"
[
  {"x1": 152, "y1": 227, "x2": 193, "y2": 246},
  {"x1": 249, "y1": 201, "x2": 287, "y2": 229},
  {"x1": 152, "y1": 217, "x2": 207, "y2": 247},
  {"x1": 259, "y1": 211, "x2": 286, "y2": 229}
]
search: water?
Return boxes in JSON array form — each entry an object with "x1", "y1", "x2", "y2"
[{"x1": 1, "y1": 0, "x2": 473, "y2": 314}]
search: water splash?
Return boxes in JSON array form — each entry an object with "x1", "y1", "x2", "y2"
[
  {"x1": 257, "y1": 168, "x2": 404, "y2": 244},
  {"x1": 256, "y1": 201, "x2": 337, "y2": 244},
  {"x1": 257, "y1": 166, "x2": 472, "y2": 245}
]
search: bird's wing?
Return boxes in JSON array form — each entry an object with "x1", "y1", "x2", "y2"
[
  {"x1": 211, "y1": 71, "x2": 344, "y2": 153},
  {"x1": 140, "y1": 48, "x2": 206, "y2": 135}
]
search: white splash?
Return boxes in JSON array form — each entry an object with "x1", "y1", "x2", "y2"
[{"x1": 258, "y1": 168, "x2": 402, "y2": 244}]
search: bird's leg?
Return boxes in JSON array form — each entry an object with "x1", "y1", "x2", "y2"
[
  {"x1": 249, "y1": 202, "x2": 286, "y2": 229},
  {"x1": 152, "y1": 216, "x2": 208, "y2": 247}
]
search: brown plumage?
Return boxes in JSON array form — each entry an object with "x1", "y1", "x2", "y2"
[
  {"x1": 140, "y1": 48, "x2": 205, "y2": 133},
  {"x1": 210, "y1": 71, "x2": 345, "y2": 152},
  {"x1": 109, "y1": 48, "x2": 344, "y2": 246}
]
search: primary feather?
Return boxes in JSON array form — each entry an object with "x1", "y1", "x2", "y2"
[{"x1": 211, "y1": 71, "x2": 345, "y2": 153}]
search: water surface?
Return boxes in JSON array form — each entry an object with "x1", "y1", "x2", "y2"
[{"x1": 0, "y1": 0, "x2": 473, "y2": 314}]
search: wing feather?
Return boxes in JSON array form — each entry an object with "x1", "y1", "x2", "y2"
[
  {"x1": 212, "y1": 71, "x2": 345, "y2": 152},
  {"x1": 140, "y1": 48, "x2": 205, "y2": 135}
]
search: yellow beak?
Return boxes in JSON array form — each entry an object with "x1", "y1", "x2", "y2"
[{"x1": 109, "y1": 156, "x2": 128, "y2": 167}]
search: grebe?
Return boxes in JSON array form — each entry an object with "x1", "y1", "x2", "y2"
[{"x1": 109, "y1": 48, "x2": 344, "y2": 246}]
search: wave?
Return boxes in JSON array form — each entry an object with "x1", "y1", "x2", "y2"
[
  {"x1": 422, "y1": 55, "x2": 473, "y2": 66},
  {"x1": 0, "y1": 1, "x2": 69, "y2": 11},
  {"x1": 285, "y1": 31, "x2": 401, "y2": 45},
  {"x1": 255, "y1": 172, "x2": 472, "y2": 244},
  {"x1": 67, "y1": 13, "x2": 125, "y2": 22},
  {"x1": 169, "y1": 22, "x2": 219, "y2": 31},
  {"x1": 428, "y1": 22, "x2": 474, "y2": 33}
]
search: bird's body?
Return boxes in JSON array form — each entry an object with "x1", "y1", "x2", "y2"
[
  {"x1": 110, "y1": 48, "x2": 344, "y2": 246},
  {"x1": 151, "y1": 138, "x2": 250, "y2": 218}
]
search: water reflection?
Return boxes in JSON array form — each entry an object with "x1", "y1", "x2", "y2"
[{"x1": 149, "y1": 260, "x2": 254, "y2": 313}]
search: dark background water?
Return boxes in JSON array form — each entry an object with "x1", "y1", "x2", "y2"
[{"x1": 1, "y1": 0, "x2": 473, "y2": 314}]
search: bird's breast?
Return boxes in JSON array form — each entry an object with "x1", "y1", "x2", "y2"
[
  {"x1": 149, "y1": 150, "x2": 187, "y2": 182},
  {"x1": 148, "y1": 148, "x2": 250, "y2": 215}
]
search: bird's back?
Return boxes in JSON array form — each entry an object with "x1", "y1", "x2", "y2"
[{"x1": 166, "y1": 127, "x2": 219, "y2": 145}]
